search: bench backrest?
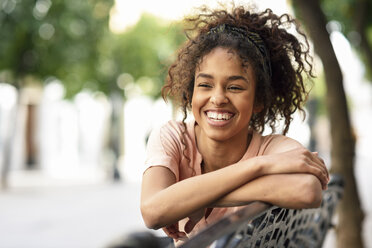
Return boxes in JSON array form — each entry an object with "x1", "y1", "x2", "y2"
[{"x1": 180, "y1": 174, "x2": 344, "y2": 248}]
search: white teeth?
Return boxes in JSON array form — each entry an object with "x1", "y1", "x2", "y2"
[{"x1": 206, "y1": 112, "x2": 232, "y2": 120}]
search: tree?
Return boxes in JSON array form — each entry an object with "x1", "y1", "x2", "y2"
[
  {"x1": 0, "y1": 0, "x2": 114, "y2": 97},
  {"x1": 321, "y1": 0, "x2": 372, "y2": 80},
  {"x1": 292, "y1": 1, "x2": 364, "y2": 247},
  {"x1": 111, "y1": 13, "x2": 185, "y2": 99},
  {"x1": 0, "y1": 2, "x2": 185, "y2": 184},
  {"x1": 0, "y1": 2, "x2": 185, "y2": 98},
  {"x1": 106, "y1": 14, "x2": 185, "y2": 180}
]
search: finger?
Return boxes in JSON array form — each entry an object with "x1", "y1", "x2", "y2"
[
  {"x1": 164, "y1": 225, "x2": 177, "y2": 234},
  {"x1": 170, "y1": 233, "x2": 186, "y2": 240},
  {"x1": 311, "y1": 161, "x2": 328, "y2": 182},
  {"x1": 306, "y1": 161, "x2": 328, "y2": 188},
  {"x1": 162, "y1": 229, "x2": 177, "y2": 239},
  {"x1": 163, "y1": 228, "x2": 186, "y2": 239},
  {"x1": 166, "y1": 233, "x2": 178, "y2": 239},
  {"x1": 175, "y1": 236, "x2": 189, "y2": 242},
  {"x1": 308, "y1": 155, "x2": 328, "y2": 181},
  {"x1": 174, "y1": 231, "x2": 187, "y2": 239},
  {"x1": 185, "y1": 219, "x2": 197, "y2": 234},
  {"x1": 162, "y1": 227, "x2": 174, "y2": 237},
  {"x1": 311, "y1": 152, "x2": 326, "y2": 169},
  {"x1": 313, "y1": 165, "x2": 328, "y2": 188},
  {"x1": 311, "y1": 152, "x2": 329, "y2": 179},
  {"x1": 163, "y1": 224, "x2": 179, "y2": 236}
]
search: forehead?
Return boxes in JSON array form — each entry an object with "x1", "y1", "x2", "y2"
[{"x1": 196, "y1": 47, "x2": 251, "y2": 75}]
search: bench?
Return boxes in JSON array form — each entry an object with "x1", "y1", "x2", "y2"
[
  {"x1": 107, "y1": 174, "x2": 343, "y2": 248},
  {"x1": 180, "y1": 174, "x2": 344, "y2": 248}
]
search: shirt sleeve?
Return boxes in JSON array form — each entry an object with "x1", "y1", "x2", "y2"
[
  {"x1": 144, "y1": 122, "x2": 182, "y2": 181},
  {"x1": 260, "y1": 134, "x2": 304, "y2": 155}
]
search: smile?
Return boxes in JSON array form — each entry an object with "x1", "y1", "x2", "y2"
[{"x1": 205, "y1": 111, "x2": 234, "y2": 121}]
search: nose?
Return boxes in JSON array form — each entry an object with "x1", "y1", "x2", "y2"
[{"x1": 210, "y1": 89, "x2": 228, "y2": 106}]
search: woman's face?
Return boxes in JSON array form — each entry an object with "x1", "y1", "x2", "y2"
[{"x1": 191, "y1": 47, "x2": 259, "y2": 142}]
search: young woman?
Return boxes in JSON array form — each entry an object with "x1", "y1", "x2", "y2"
[{"x1": 140, "y1": 5, "x2": 329, "y2": 246}]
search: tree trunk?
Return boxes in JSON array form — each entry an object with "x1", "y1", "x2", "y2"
[
  {"x1": 25, "y1": 103, "x2": 38, "y2": 168},
  {"x1": 354, "y1": 0, "x2": 372, "y2": 78},
  {"x1": 292, "y1": 1, "x2": 364, "y2": 247}
]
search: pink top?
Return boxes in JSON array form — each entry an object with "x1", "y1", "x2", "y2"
[{"x1": 144, "y1": 120, "x2": 302, "y2": 242}]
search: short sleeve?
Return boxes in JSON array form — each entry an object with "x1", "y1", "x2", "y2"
[
  {"x1": 144, "y1": 122, "x2": 182, "y2": 181},
  {"x1": 260, "y1": 134, "x2": 304, "y2": 155}
]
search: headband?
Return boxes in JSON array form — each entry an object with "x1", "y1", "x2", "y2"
[{"x1": 208, "y1": 24, "x2": 272, "y2": 77}]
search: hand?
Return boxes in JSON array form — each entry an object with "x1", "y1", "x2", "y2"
[
  {"x1": 162, "y1": 222, "x2": 187, "y2": 241},
  {"x1": 311, "y1": 151, "x2": 329, "y2": 190},
  {"x1": 184, "y1": 208, "x2": 206, "y2": 234},
  {"x1": 262, "y1": 148, "x2": 329, "y2": 189}
]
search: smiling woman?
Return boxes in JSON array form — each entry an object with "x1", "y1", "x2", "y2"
[
  {"x1": 140, "y1": 4, "x2": 329, "y2": 247},
  {"x1": 192, "y1": 48, "x2": 257, "y2": 146}
]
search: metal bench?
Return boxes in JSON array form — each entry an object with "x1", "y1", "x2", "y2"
[
  {"x1": 107, "y1": 174, "x2": 343, "y2": 248},
  {"x1": 180, "y1": 174, "x2": 344, "y2": 248}
]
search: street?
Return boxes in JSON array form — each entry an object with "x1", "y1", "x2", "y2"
[
  {"x1": 0, "y1": 174, "x2": 149, "y2": 248},
  {"x1": 1, "y1": 162, "x2": 371, "y2": 248}
]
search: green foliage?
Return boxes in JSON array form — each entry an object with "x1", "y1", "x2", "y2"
[
  {"x1": 0, "y1": 1, "x2": 186, "y2": 98},
  {"x1": 307, "y1": 72, "x2": 327, "y2": 116},
  {"x1": 111, "y1": 14, "x2": 186, "y2": 98},
  {"x1": 321, "y1": 0, "x2": 354, "y2": 31},
  {"x1": 0, "y1": 0, "x2": 114, "y2": 97},
  {"x1": 321, "y1": 0, "x2": 372, "y2": 80}
]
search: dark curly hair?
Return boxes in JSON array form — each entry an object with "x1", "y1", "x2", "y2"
[{"x1": 162, "y1": 5, "x2": 313, "y2": 135}]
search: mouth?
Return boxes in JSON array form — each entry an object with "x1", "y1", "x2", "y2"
[{"x1": 205, "y1": 110, "x2": 234, "y2": 122}]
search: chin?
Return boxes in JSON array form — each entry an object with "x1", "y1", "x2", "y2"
[{"x1": 204, "y1": 130, "x2": 235, "y2": 142}]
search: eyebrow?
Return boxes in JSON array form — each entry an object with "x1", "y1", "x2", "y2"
[
  {"x1": 196, "y1": 73, "x2": 249, "y2": 84},
  {"x1": 196, "y1": 73, "x2": 214, "y2": 79}
]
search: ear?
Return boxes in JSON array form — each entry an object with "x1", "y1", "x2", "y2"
[{"x1": 253, "y1": 103, "x2": 263, "y2": 114}]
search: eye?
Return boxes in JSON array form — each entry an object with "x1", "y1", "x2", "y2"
[
  {"x1": 197, "y1": 83, "x2": 212, "y2": 88},
  {"x1": 228, "y1": 85, "x2": 244, "y2": 91}
]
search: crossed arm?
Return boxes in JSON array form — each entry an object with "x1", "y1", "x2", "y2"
[{"x1": 140, "y1": 147, "x2": 329, "y2": 239}]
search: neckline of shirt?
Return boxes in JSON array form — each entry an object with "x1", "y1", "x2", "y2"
[{"x1": 186, "y1": 119, "x2": 260, "y2": 174}]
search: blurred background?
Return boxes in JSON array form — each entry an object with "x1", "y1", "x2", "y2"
[{"x1": 0, "y1": 0, "x2": 371, "y2": 247}]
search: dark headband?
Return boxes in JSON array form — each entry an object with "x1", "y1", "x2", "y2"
[{"x1": 208, "y1": 24, "x2": 272, "y2": 77}]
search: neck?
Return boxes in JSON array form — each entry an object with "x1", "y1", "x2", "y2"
[{"x1": 195, "y1": 125, "x2": 252, "y2": 173}]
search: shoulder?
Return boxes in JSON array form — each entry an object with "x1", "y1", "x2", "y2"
[
  {"x1": 148, "y1": 120, "x2": 183, "y2": 145},
  {"x1": 257, "y1": 133, "x2": 304, "y2": 155},
  {"x1": 159, "y1": 120, "x2": 185, "y2": 137},
  {"x1": 147, "y1": 120, "x2": 194, "y2": 153}
]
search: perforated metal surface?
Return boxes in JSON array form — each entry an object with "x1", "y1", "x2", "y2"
[{"x1": 181, "y1": 175, "x2": 343, "y2": 248}]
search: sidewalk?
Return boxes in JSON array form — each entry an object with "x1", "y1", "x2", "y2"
[
  {"x1": 0, "y1": 171, "x2": 151, "y2": 248},
  {"x1": 1, "y1": 166, "x2": 371, "y2": 248}
]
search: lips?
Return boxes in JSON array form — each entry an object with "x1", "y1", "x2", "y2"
[
  {"x1": 204, "y1": 110, "x2": 235, "y2": 127},
  {"x1": 206, "y1": 111, "x2": 234, "y2": 121}
]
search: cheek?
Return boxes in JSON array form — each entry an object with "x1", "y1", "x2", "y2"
[
  {"x1": 191, "y1": 97, "x2": 198, "y2": 116},
  {"x1": 191, "y1": 93, "x2": 205, "y2": 118},
  {"x1": 237, "y1": 94, "x2": 255, "y2": 115}
]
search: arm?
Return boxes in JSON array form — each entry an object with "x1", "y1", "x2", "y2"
[
  {"x1": 212, "y1": 173, "x2": 323, "y2": 209},
  {"x1": 140, "y1": 157, "x2": 263, "y2": 230},
  {"x1": 140, "y1": 148, "x2": 328, "y2": 230},
  {"x1": 211, "y1": 137, "x2": 327, "y2": 209}
]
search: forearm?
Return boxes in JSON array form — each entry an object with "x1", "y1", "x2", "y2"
[
  {"x1": 141, "y1": 157, "x2": 264, "y2": 229},
  {"x1": 211, "y1": 174, "x2": 323, "y2": 209},
  {"x1": 142, "y1": 147, "x2": 328, "y2": 229}
]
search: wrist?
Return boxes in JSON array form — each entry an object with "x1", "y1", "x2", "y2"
[{"x1": 246, "y1": 156, "x2": 266, "y2": 178}]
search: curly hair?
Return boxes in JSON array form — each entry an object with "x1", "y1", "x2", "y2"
[{"x1": 162, "y1": 5, "x2": 313, "y2": 135}]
